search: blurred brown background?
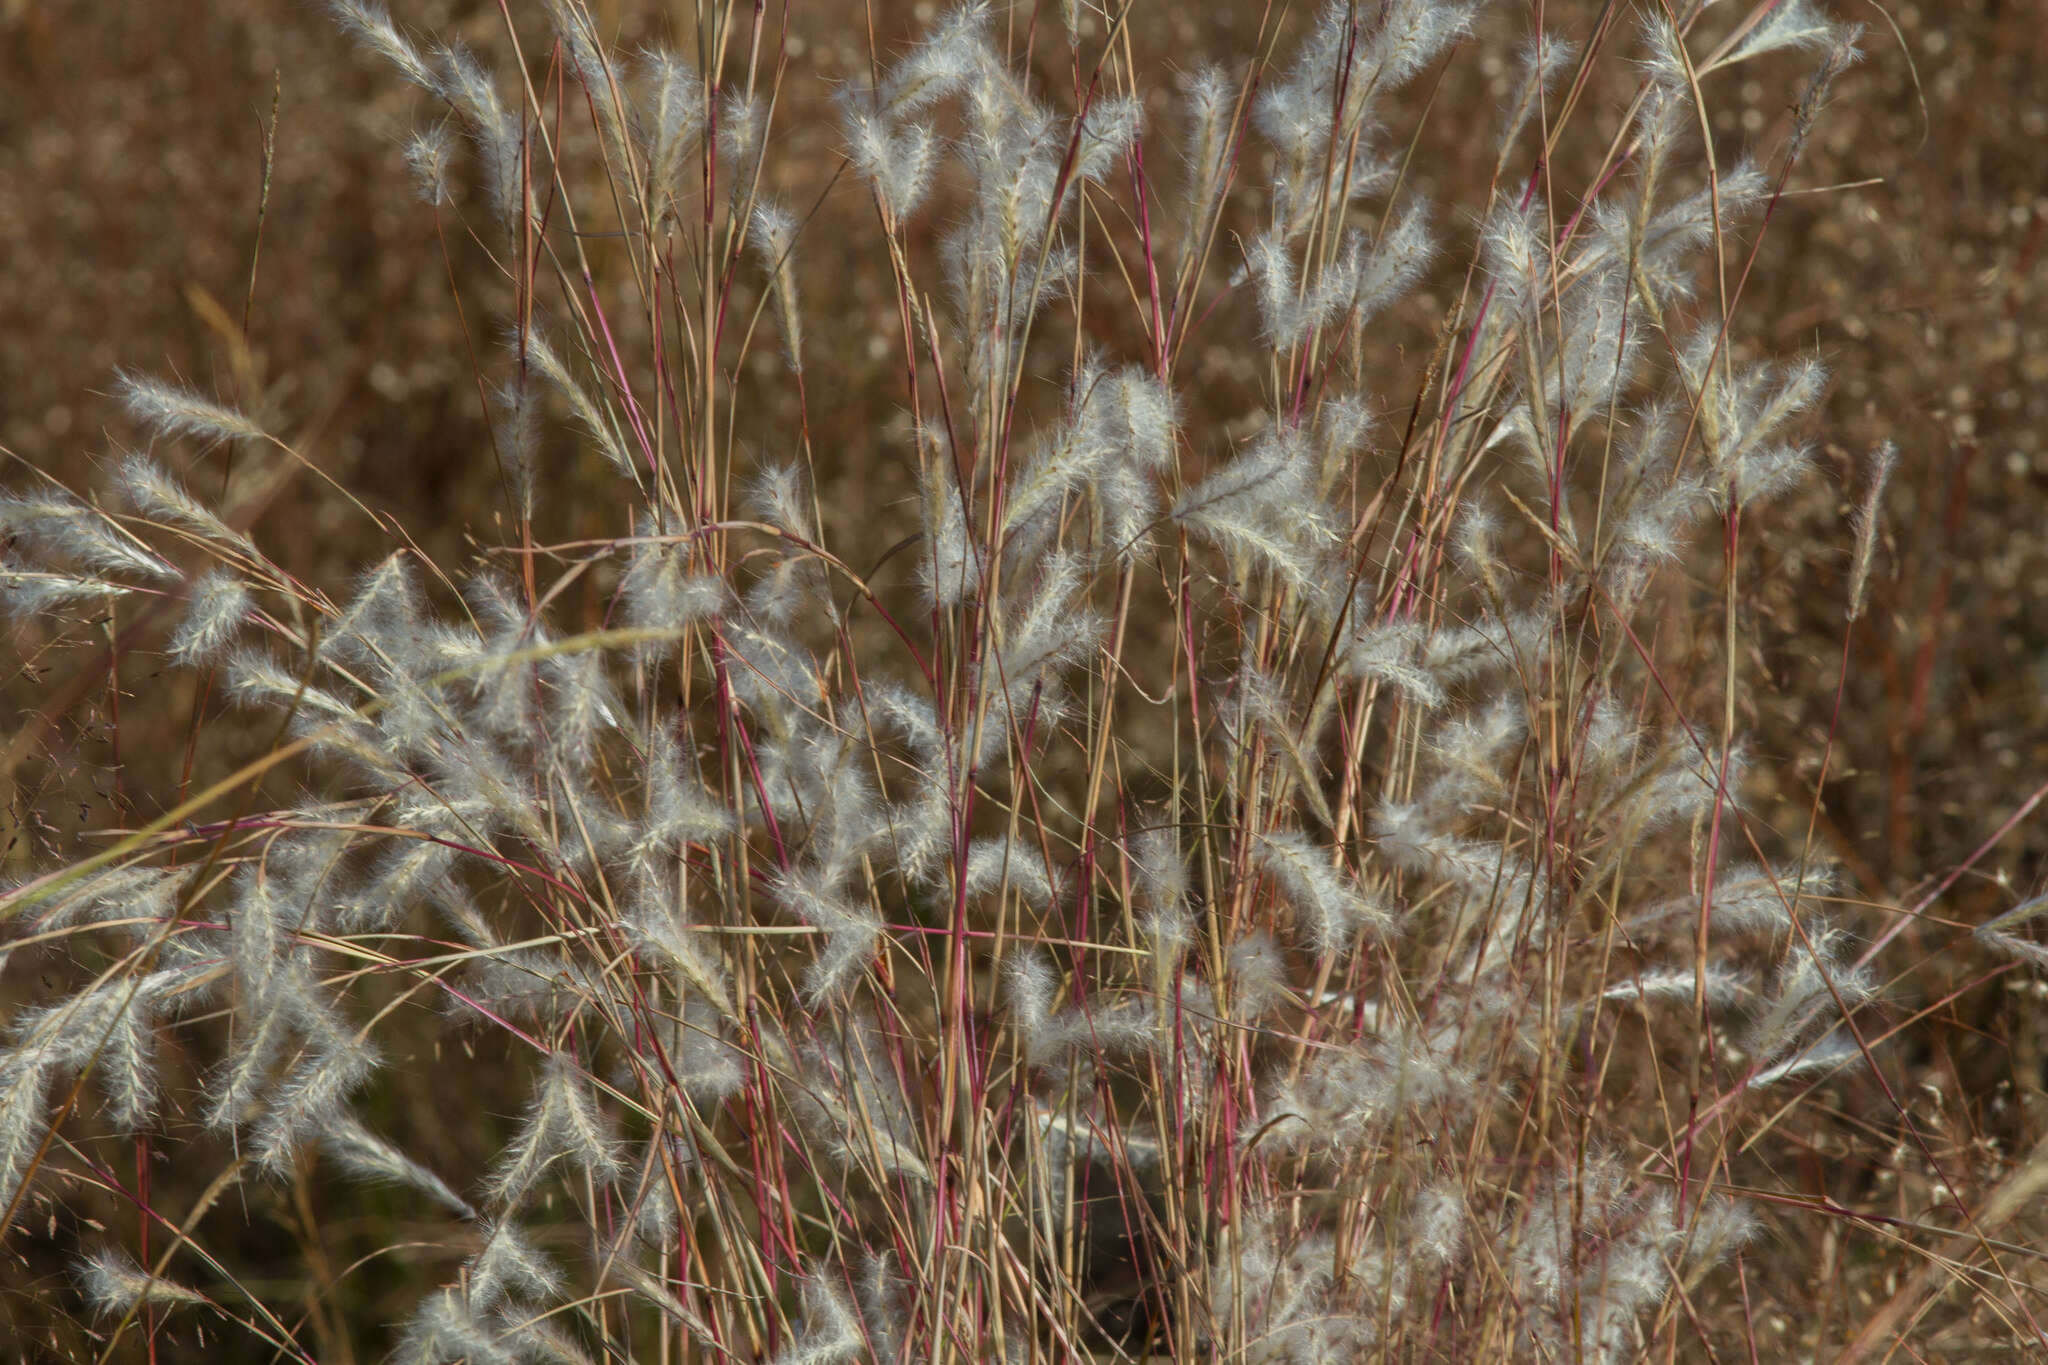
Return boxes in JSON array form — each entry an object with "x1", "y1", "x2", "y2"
[
  {"x1": 4, "y1": 0, "x2": 2044, "y2": 886},
  {"x1": 3, "y1": 0, "x2": 2047, "y2": 1356}
]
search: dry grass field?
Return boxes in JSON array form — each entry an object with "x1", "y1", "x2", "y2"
[{"x1": 3, "y1": 1, "x2": 2047, "y2": 1360}]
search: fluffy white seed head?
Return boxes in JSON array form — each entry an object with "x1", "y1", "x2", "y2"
[
  {"x1": 469, "y1": 1220, "x2": 564, "y2": 1312},
  {"x1": 774, "y1": 1276, "x2": 862, "y2": 1365},
  {"x1": 1720, "y1": 0, "x2": 1852, "y2": 68},
  {"x1": 1748, "y1": 1029, "x2": 1863, "y2": 1088},
  {"x1": 1006, "y1": 953, "x2": 1059, "y2": 1060},
  {"x1": 437, "y1": 41, "x2": 528, "y2": 235},
  {"x1": 404, "y1": 124, "x2": 455, "y2": 205},
  {"x1": 117, "y1": 452, "x2": 253, "y2": 552},
  {"x1": 718, "y1": 90, "x2": 770, "y2": 202},
  {"x1": 169, "y1": 569, "x2": 251, "y2": 666},
  {"x1": 488, "y1": 373, "x2": 540, "y2": 521},
  {"x1": 1171, "y1": 427, "x2": 1332, "y2": 593},
  {"x1": 879, "y1": 2, "x2": 989, "y2": 118},
  {"x1": 2, "y1": 488, "x2": 177, "y2": 582},
  {"x1": 251, "y1": 1031, "x2": 381, "y2": 1176},
  {"x1": 842, "y1": 102, "x2": 939, "y2": 223},
  {"x1": 329, "y1": 0, "x2": 439, "y2": 91},
  {"x1": 963, "y1": 838, "x2": 1060, "y2": 910},
  {"x1": 1072, "y1": 96, "x2": 1141, "y2": 184},
  {"x1": 1226, "y1": 932, "x2": 1290, "y2": 1017},
  {"x1": 76, "y1": 1247, "x2": 207, "y2": 1317},
  {"x1": 1345, "y1": 616, "x2": 1448, "y2": 709},
  {"x1": 1257, "y1": 830, "x2": 1391, "y2": 957},
  {"x1": 522, "y1": 328, "x2": 636, "y2": 479},
  {"x1": 1847, "y1": 439, "x2": 1898, "y2": 622},
  {"x1": 1500, "y1": 32, "x2": 1580, "y2": 149},
  {"x1": 487, "y1": 1052, "x2": 624, "y2": 1206},
  {"x1": 750, "y1": 202, "x2": 805, "y2": 373},
  {"x1": 1750, "y1": 926, "x2": 1877, "y2": 1061},
  {"x1": 640, "y1": 51, "x2": 706, "y2": 209},
  {"x1": 775, "y1": 865, "x2": 884, "y2": 1004},
  {"x1": 1130, "y1": 824, "x2": 1188, "y2": 912},
  {"x1": 322, "y1": 1112, "x2": 474, "y2": 1216}
]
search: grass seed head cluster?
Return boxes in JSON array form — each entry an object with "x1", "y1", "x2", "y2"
[{"x1": 0, "y1": 0, "x2": 1930, "y2": 1359}]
